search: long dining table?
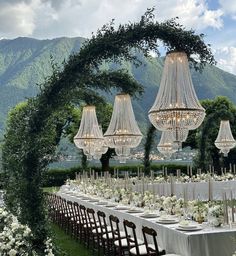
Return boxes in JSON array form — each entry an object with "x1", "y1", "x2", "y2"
[{"x1": 58, "y1": 186, "x2": 236, "y2": 256}]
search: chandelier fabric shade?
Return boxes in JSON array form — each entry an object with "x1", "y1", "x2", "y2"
[
  {"x1": 215, "y1": 120, "x2": 236, "y2": 157},
  {"x1": 148, "y1": 51, "x2": 205, "y2": 143},
  {"x1": 104, "y1": 93, "x2": 142, "y2": 149},
  {"x1": 157, "y1": 130, "x2": 177, "y2": 158},
  {"x1": 74, "y1": 106, "x2": 105, "y2": 157}
]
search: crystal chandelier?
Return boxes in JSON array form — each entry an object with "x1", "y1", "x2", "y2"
[
  {"x1": 115, "y1": 147, "x2": 131, "y2": 163},
  {"x1": 104, "y1": 93, "x2": 142, "y2": 159},
  {"x1": 215, "y1": 120, "x2": 236, "y2": 157},
  {"x1": 148, "y1": 51, "x2": 205, "y2": 146},
  {"x1": 157, "y1": 130, "x2": 177, "y2": 158},
  {"x1": 74, "y1": 106, "x2": 105, "y2": 158}
]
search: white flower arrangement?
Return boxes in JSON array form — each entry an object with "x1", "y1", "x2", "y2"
[
  {"x1": 208, "y1": 205, "x2": 224, "y2": 227},
  {"x1": 0, "y1": 208, "x2": 55, "y2": 256}
]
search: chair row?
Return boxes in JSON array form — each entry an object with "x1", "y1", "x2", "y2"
[{"x1": 46, "y1": 193, "x2": 180, "y2": 256}]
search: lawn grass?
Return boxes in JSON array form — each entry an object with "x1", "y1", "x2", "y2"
[{"x1": 52, "y1": 223, "x2": 92, "y2": 256}]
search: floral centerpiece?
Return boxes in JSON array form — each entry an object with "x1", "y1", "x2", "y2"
[
  {"x1": 189, "y1": 200, "x2": 208, "y2": 223},
  {"x1": 208, "y1": 204, "x2": 224, "y2": 227}
]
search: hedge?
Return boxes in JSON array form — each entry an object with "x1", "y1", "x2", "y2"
[{"x1": 42, "y1": 164, "x2": 191, "y2": 187}]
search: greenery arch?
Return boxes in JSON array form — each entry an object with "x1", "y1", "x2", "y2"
[{"x1": 2, "y1": 9, "x2": 215, "y2": 254}]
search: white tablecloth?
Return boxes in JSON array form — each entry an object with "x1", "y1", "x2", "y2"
[
  {"x1": 133, "y1": 180, "x2": 236, "y2": 200},
  {"x1": 58, "y1": 190, "x2": 236, "y2": 256}
]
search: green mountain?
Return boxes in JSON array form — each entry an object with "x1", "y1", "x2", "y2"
[{"x1": 0, "y1": 37, "x2": 236, "y2": 135}]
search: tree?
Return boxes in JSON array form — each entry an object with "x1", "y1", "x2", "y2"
[
  {"x1": 143, "y1": 124, "x2": 156, "y2": 173},
  {"x1": 184, "y1": 96, "x2": 236, "y2": 171},
  {"x1": 2, "y1": 9, "x2": 215, "y2": 254},
  {"x1": 65, "y1": 102, "x2": 114, "y2": 172}
]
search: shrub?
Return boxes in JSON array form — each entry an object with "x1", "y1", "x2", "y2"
[{"x1": 43, "y1": 163, "x2": 191, "y2": 187}]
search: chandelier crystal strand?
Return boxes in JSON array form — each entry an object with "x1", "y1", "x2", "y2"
[
  {"x1": 215, "y1": 120, "x2": 236, "y2": 157},
  {"x1": 148, "y1": 52, "x2": 205, "y2": 146},
  {"x1": 74, "y1": 106, "x2": 104, "y2": 157},
  {"x1": 157, "y1": 130, "x2": 178, "y2": 159},
  {"x1": 115, "y1": 147, "x2": 131, "y2": 163},
  {"x1": 104, "y1": 93, "x2": 142, "y2": 160}
]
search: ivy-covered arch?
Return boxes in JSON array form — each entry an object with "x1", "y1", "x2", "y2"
[{"x1": 2, "y1": 9, "x2": 215, "y2": 254}]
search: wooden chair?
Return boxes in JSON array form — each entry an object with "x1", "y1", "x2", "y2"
[
  {"x1": 142, "y1": 226, "x2": 181, "y2": 256},
  {"x1": 73, "y1": 202, "x2": 83, "y2": 241},
  {"x1": 87, "y1": 208, "x2": 102, "y2": 255},
  {"x1": 97, "y1": 210, "x2": 115, "y2": 256},
  {"x1": 123, "y1": 220, "x2": 144, "y2": 256},
  {"x1": 142, "y1": 226, "x2": 166, "y2": 256},
  {"x1": 79, "y1": 204, "x2": 91, "y2": 248},
  {"x1": 109, "y1": 215, "x2": 129, "y2": 256}
]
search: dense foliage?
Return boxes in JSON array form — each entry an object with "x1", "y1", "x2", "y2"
[
  {"x1": 2, "y1": 9, "x2": 214, "y2": 254},
  {"x1": 184, "y1": 96, "x2": 236, "y2": 171}
]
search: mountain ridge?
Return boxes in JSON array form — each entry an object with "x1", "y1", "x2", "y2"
[{"x1": 0, "y1": 36, "x2": 236, "y2": 134}]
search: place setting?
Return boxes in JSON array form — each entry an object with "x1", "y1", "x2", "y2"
[
  {"x1": 175, "y1": 220, "x2": 202, "y2": 232},
  {"x1": 126, "y1": 207, "x2": 144, "y2": 214},
  {"x1": 156, "y1": 214, "x2": 179, "y2": 224}
]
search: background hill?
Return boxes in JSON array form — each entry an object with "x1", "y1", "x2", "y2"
[{"x1": 0, "y1": 37, "x2": 236, "y2": 136}]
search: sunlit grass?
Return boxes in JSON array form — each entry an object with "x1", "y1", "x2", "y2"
[{"x1": 52, "y1": 224, "x2": 92, "y2": 256}]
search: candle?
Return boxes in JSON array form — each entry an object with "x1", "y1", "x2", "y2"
[
  {"x1": 234, "y1": 164, "x2": 236, "y2": 174},
  {"x1": 225, "y1": 192, "x2": 229, "y2": 225},
  {"x1": 151, "y1": 170, "x2": 154, "y2": 180},
  {"x1": 137, "y1": 166, "x2": 140, "y2": 178},
  {"x1": 230, "y1": 163, "x2": 232, "y2": 173},
  {"x1": 170, "y1": 174, "x2": 174, "y2": 196},
  {"x1": 231, "y1": 190, "x2": 235, "y2": 223},
  {"x1": 190, "y1": 165, "x2": 193, "y2": 177},
  {"x1": 142, "y1": 173, "x2": 145, "y2": 195},
  {"x1": 165, "y1": 167, "x2": 168, "y2": 177},
  {"x1": 221, "y1": 168, "x2": 224, "y2": 176}
]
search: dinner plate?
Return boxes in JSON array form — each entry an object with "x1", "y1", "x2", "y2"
[
  {"x1": 126, "y1": 209, "x2": 144, "y2": 214},
  {"x1": 140, "y1": 213, "x2": 159, "y2": 218},
  {"x1": 115, "y1": 206, "x2": 130, "y2": 211},
  {"x1": 81, "y1": 196, "x2": 91, "y2": 200},
  {"x1": 156, "y1": 218, "x2": 179, "y2": 224},
  {"x1": 176, "y1": 226, "x2": 202, "y2": 231},
  {"x1": 105, "y1": 204, "x2": 117, "y2": 208},
  {"x1": 88, "y1": 199, "x2": 99, "y2": 203},
  {"x1": 96, "y1": 201, "x2": 108, "y2": 205}
]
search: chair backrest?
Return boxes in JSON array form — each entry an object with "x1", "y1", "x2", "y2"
[
  {"x1": 67, "y1": 200, "x2": 74, "y2": 218},
  {"x1": 79, "y1": 204, "x2": 88, "y2": 227},
  {"x1": 97, "y1": 210, "x2": 108, "y2": 239},
  {"x1": 73, "y1": 202, "x2": 81, "y2": 223},
  {"x1": 123, "y1": 219, "x2": 140, "y2": 255},
  {"x1": 56, "y1": 196, "x2": 63, "y2": 211},
  {"x1": 109, "y1": 215, "x2": 122, "y2": 247},
  {"x1": 142, "y1": 226, "x2": 165, "y2": 256},
  {"x1": 87, "y1": 208, "x2": 99, "y2": 232}
]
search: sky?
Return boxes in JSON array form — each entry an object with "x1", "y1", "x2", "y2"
[{"x1": 0, "y1": 0, "x2": 236, "y2": 75}]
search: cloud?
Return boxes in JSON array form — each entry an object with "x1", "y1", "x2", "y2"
[
  {"x1": 219, "y1": 0, "x2": 236, "y2": 17},
  {"x1": 215, "y1": 47, "x2": 236, "y2": 75},
  {"x1": 152, "y1": 0, "x2": 223, "y2": 30},
  {"x1": 0, "y1": 1, "x2": 35, "y2": 37},
  {"x1": 0, "y1": 0, "x2": 224, "y2": 39}
]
